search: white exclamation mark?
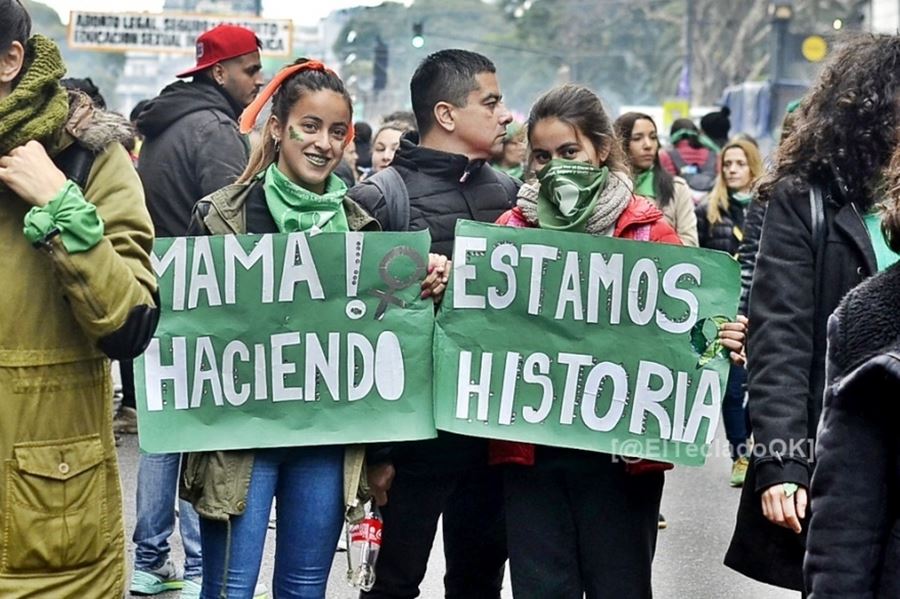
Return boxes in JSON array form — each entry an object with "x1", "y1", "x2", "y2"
[{"x1": 345, "y1": 233, "x2": 366, "y2": 319}]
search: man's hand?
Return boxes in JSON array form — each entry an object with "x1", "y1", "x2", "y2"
[
  {"x1": 0, "y1": 140, "x2": 68, "y2": 208},
  {"x1": 761, "y1": 483, "x2": 808, "y2": 533},
  {"x1": 368, "y1": 462, "x2": 396, "y2": 507},
  {"x1": 421, "y1": 253, "x2": 451, "y2": 304}
]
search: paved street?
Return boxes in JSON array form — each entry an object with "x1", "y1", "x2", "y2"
[{"x1": 118, "y1": 430, "x2": 797, "y2": 599}]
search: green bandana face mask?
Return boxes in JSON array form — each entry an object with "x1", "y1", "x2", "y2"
[
  {"x1": 263, "y1": 164, "x2": 350, "y2": 234},
  {"x1": 536, "y1": 159, "x2": 609, "y2": 232}
]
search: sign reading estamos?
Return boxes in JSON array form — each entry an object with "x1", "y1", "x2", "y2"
[
  {"x1": 432, "y1": 221, "x2": 741, "y2": 466},
  {"x1": 67, "y1": 12, "x2": 293, "y2": 56}
]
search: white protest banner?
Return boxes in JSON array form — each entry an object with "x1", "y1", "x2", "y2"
[{"x1": 68, "y1": 12, "x2": 293, "y2": 56}]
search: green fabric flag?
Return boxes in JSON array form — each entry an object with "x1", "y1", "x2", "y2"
[
  {"x1": 433, "y1": 220, "x2": 741, "y2": 466},
  {"x1": 633, "y1": 169, "x2": 656, "y2": 199},
  {"x1": 536, "y1": 159, "x2": 608, "y2": 233},
  {"x1": 264, "y1": 165, "x2": 350, "y2": 234},
  {"x1": 134, "y1": 231, "x2": 437, "y2": 453}
]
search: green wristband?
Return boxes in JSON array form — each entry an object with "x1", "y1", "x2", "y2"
[
  {"x1": 782, "y1": 482, "x2": 799, "y2": 498},
  {"x1": 23, "y1": 180, "x2": 104, "y2": 253}
]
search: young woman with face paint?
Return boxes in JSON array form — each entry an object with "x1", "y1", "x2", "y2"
[
  {"x1": 490, "y1": 84, "x2": 746, "y2": 598},
  {"x1": 183, "y1": 59, "x2": 448, "y2": 599}
]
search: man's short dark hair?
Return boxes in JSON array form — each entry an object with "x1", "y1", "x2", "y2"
[{"x1": 410, "y1": 49, "x2": 495, "y2": 136}]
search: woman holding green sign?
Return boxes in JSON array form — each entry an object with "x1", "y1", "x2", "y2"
[
  {"x1": 180, "y1": 59, "x2": 447, "y2": 599},
  {"x1": 490, "y1": 83, "x2": 745, "y2": 598}
]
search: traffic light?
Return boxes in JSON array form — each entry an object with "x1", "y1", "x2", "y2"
[
  {"x1": 411, "y1": 22, "x2": 425, "y2": 48},
  {"x1": 373, "y1": 38, "x2": 388, "y2": 92}
]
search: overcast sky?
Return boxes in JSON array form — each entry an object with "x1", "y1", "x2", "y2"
[{"x1": 40, "y1": 0, "x2": 390, "y2": 25}]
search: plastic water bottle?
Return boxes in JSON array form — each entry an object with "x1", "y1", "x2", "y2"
[{"x1": 346, "y1": 505, "x2": 383, "y2": 591}]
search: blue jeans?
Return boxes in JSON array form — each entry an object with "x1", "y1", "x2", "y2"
[
  {"x1": 134, "y1": 452, "x2": 203, "y2": 578},
  {"x1": 199, "y1": 446, "x2": 344, "y2": 599},
  {"x1": 722, "y1": 364, "x2": 750, "y2": 460}
]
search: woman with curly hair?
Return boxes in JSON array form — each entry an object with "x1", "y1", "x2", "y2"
[{"x1": 724, "y1": 34, "x2": 900, "y2": 592}]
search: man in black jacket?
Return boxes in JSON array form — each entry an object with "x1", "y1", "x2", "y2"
[
  {"x1": 128, "y1": 24, "x2": 263, "y2": 596},
  {"x1": 348, "y1": 49, "x2": 518, "y2": 599},
  {"x1": 136, "y1": 24, "x2": 262, "y2": 238}
]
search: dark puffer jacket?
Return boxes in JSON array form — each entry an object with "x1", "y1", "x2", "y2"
[
  {"x1": 347, "y1": 138, "x2": 518, "y2": 472},
  {"x1": 805, "y1": 262, "x2": 900, "y2": 598},
  {"x1": 695, "y1": 195, "x2": 747, "y2": 254},
  {"x1": 347, "y1": 139, "x2": 519, "y2": 257}
]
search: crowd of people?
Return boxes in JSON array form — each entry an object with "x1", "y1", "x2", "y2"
[{"x1": 3, "y1": 0, "x2": 900, "y2": 596}]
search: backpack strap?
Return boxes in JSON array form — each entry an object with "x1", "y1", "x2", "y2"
[
  {"x1": 701, "y1": 149, "x2": 718, "y2": 173},
  {"x1": 367, "y1": 166, "x2": 410, "y2": 231},
  {"x1": 667, "y1": 147, "x2": 687, "y2": 172},
  {"x1": 809, "y1": 184, "x2": 827, "y2": 308},
  {"x1": 52, "y1": 142, "x2": 96, "y2": 191}
]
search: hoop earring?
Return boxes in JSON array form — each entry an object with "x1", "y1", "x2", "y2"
[{"x1": 273, "y1": 137, "x2": 281, "y2": 154}]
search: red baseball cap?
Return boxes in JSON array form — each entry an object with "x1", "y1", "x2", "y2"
[{"x1": 176, "y1": 24, "x2": 261, "y2": 78}]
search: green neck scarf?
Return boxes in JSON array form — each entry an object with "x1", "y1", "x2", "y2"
[
  {"x1": 495, "y1": 163, "x2": 524, "y2": 181},
  {"x1": 536, "y1": 159, "x2": 609, "y2": 232},
  {"x1": 0, "y1": 35, "x2": 68, "y2": 157},
  {"x1": 263, "y1": 164, "x2": 349, "y2": 234},
  {"x1": 730, "y1": 191, "x2": 753, "y2": 207},
  {"x1": 633, "y1": 169, "x2": 656, "y2": 199}
]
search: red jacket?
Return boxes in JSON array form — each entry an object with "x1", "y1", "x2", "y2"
[
  {"x1": 490, "y1": 195, "x2": 682, "y2": 468},
  {"x1": 495, "y1": 194, "x2": 682, "y2": 244}
]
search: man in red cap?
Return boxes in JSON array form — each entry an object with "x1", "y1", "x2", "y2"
[
  {"x1": 136, "y1": 23, "x2": 263, "y2": 236},
  {"x1": 128, "y1": 23, "x2": 265, "y2": 599}
]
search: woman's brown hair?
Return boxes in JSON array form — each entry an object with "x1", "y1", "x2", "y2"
[{"x1": 525, "y1": 83, "x2": 628, "y2": 177}]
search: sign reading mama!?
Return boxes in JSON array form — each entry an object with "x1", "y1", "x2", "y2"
[
  {"x1": 68, "y1": 12, "x2": 293, "y2": 56},
  {"x1": 433, "y1": 221, "x2": 740, "y2": 466},
  {"x1": 135, "y1": 231, "x2": 437, "y2": 453}
]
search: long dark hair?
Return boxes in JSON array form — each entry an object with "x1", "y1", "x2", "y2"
[
  {"x1": 526, "y1": 83, "x2": 628, "y2": 176},
  {"x1": 239, "y1": 58, "x2": 352, "y2": 184},
  {"x1": 614, "y1": 112, "x2": 675, "y2": 208},
  {"x1": 759, "y1": 34, "x2": 900, "y2": 208}
]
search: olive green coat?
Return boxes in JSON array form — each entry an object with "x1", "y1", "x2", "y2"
[
  {"x1": 0, "y1": 102, "x2": 156, "y2": 597},
  {"x1": 180, "y1": 178, "x2": 377, "y2": 524}
]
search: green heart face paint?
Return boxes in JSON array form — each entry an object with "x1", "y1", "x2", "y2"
[{"x1": 288, "y1": 125, "x2": 304, "y2": 142}]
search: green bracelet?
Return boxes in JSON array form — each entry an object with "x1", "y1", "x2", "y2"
[{"x1": 782, "y1": 482, "x2": 799, "y2": 498}]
